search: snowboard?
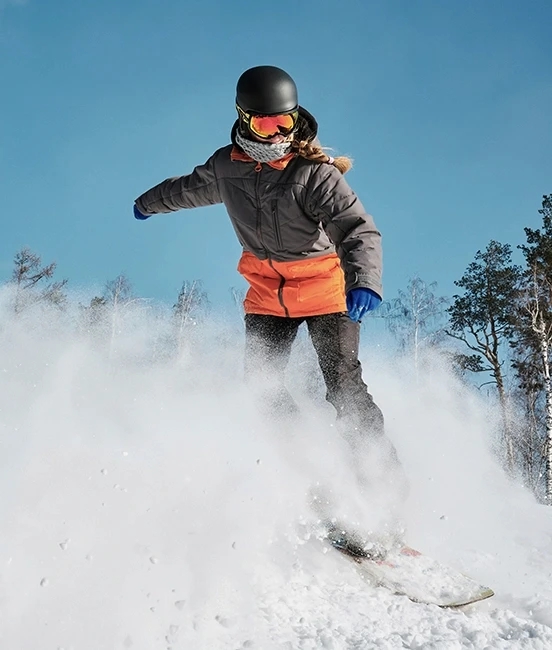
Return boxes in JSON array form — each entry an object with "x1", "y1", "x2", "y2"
[{"x1": 330, "y1": 541, "x2": 494, "y2": 608}]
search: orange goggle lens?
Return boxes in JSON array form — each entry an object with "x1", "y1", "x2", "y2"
[
  {"x1": 249, "y1": 112, "x2": 298, "y2": 138},
  {"x1": 238, "y1": 106, "x2": 299, "y2": 139}
]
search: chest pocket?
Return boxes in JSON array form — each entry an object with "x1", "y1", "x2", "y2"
[{"x1": 269, "y1": 194, "x2": 332, "y2": 256}]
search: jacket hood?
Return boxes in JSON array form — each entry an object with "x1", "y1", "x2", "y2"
[{"x1": 231, "y1": 105, "x2": 319, "y2": 146}]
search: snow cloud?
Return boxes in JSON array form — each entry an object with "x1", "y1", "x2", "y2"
[{"x1": 1, "y1": 289, "x2": 551, "y2": 648}]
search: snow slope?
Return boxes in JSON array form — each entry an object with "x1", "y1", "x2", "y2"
[{"x1": 1, "y1": 302, "x2": 552, "y2": 649}]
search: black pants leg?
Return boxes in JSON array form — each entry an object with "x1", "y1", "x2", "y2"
[
  {"x1": 245, "y1": 311, "x2": 407, "y2": 504},
  {"x1": 306, "y1": 312, "x2": 384, "y2": 436},
  {"x1": 244, "y1": 314, "x2": 303, "y2": 418},
  {"x1": 307, "y1": 312, "x2": 405, "y2": 494}
]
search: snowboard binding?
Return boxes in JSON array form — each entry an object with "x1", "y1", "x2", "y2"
[{"x1": 325, "y1": 522, "x2": 389, "y2": 561}]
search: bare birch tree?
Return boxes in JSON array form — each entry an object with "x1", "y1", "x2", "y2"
[
  {"x1": 230, "y1": 286, "x2": 246, "y2": 325},
  {"x1": 515, "y1": 267, "x2": 552, "y2": 502},
  {"x1": 173, "y1": 280, "x2": 209, "y2": 354},
  {"x1": 509, "y1": 328, "x2": 548, "y2": 495},
  {"x1": 11, "y1": 247, "x2": 67, "y2": 314},
  {"x1": 380, "y1": 276, "x2": 448, "y2": 375},
  {"x1": 514, "y1": 195, "x2": 552, "y2": 502}
]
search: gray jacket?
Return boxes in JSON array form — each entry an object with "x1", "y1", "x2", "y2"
[{"x1": 135, "y1": 146, "x2": 383, "y2": 297}]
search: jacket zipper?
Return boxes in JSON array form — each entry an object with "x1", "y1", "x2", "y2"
[
  {"x1": 254, "y1": 163, "x2": 265, "y2": 252},
  {"x1": 272, "y1": 200, "x2": 284, "y2": 250},
  {"x1": 268, "y1": 259, "x2": 290, "y2": 318},
  {"x1": 254, "y1": 164, "x2": 289, "y2": 317}
]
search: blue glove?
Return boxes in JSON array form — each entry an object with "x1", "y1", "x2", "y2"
[
  {"x1": 134, "y1": 204, "x2": 150, "y2": 220},
  {"x1": 346, "y1": 288, "x2": 382, "y2": 322}
]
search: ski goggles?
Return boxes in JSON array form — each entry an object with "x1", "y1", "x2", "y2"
[{"x1": 237, "y1": 105, "x2": 299, "y2": 139}]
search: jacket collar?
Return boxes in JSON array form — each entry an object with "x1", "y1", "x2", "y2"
[{"x1": 230, "y1": 146, "x2": 295, "y2": 170}]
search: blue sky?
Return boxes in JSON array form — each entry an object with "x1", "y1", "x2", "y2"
[{"x1": 1, "y1": 0, "x2": 551, "y2": 308}]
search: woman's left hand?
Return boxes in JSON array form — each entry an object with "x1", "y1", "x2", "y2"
[
  {"x1": 346, "y1": 288, "x2": 382, "y2": 322},
  {"x1": 134, "y1": 204, "x2": 150, "y2": 220}
]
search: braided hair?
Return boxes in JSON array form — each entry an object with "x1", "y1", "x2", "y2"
[{"x1": 291, "y1": 114, "x2": 353, "y2": 174}]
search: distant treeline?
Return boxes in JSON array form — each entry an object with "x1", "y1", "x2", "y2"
[{"x1": 3, "y1": 194, "x2": 552, "y2": 504}]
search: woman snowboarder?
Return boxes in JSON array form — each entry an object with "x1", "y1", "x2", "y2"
[{"x1": 134, "y1": 66, "x2": 405, "y2": 553}]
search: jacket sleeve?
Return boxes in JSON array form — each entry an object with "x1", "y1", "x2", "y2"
[
  {"x1": 305, "y1": 164, "x2": 383, "y2": 298},
  {"x1": 134, "y1": 152, "x2": 222, "y2": 216}
]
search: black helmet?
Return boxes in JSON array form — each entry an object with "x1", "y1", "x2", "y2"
[{"x1": 236, "y1": 65, "x2": 298, "y2": 115}]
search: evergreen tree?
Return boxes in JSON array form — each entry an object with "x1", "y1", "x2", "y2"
[
  {"x1": 78, "y1": 295, "x2": 110, "y2": 339},
  {"x1": 446, "y1": 241, "x2": 522, "y2": 473}
]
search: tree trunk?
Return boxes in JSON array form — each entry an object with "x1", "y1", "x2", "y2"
[
  {"x1": 413, "y1": 318, "x2": 420, "y2": 383},
  {"x1": 108, "y1": 291, "x2": 120, "y2": 370},
  {"x1": 176, "y1": 280, "x2": 198, "y2": 354},
  {"x1": 494, "y1": 365, "x2": 515, "y2": 474},
  {"x1": 538, "y1": 315, "x2": 552, "y2": 503}
]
